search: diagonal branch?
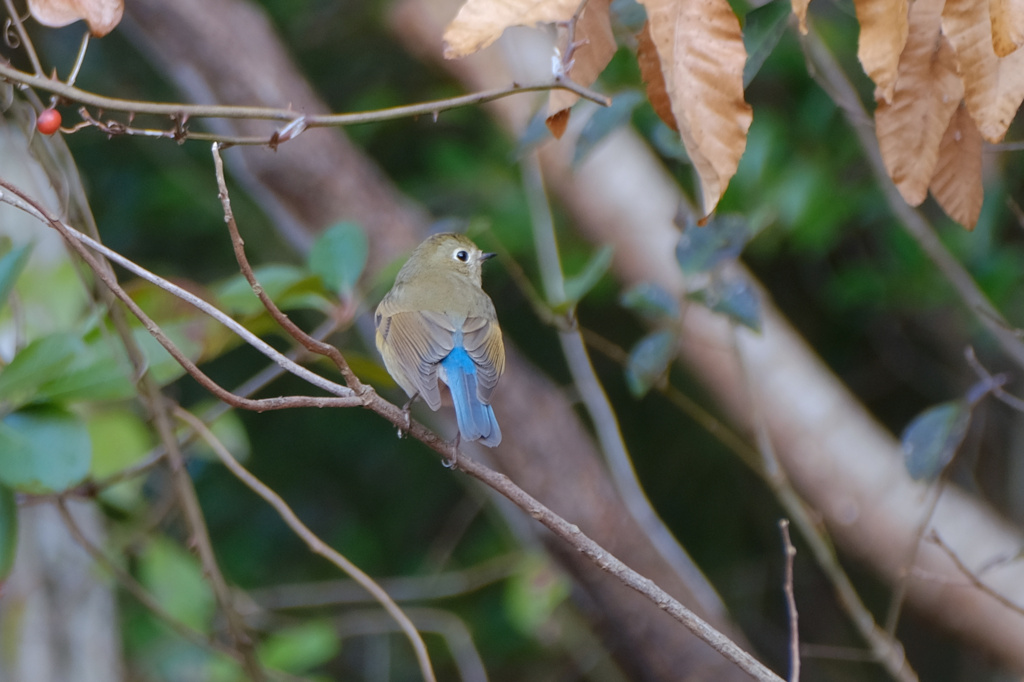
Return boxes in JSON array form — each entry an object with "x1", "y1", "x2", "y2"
[{"x1": 175, "y1": 406, "x2": 438, "y2": 682}]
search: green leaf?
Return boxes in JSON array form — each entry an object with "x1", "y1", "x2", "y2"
[
  {"x1": 901, "y1": 400, "x2": 972, "y2": 481},
  {"x1": 132, "y1": 325, "x2": 200, "y2": 386},
  {"x1": 625, "y1": 329, "x2": 678, "y2": 397},
  {"x1": 563, "y1": 245, "x2": 614, "y2": 305},
  {"x1": 675, "y1": 214, "x2": 753, "y2": 274},
  {"x1": 0, "y1": 482, "x2": 16, "y2": 584},
  {"x1": 139, "y1": 535, "x2": 215, "y2": 631},
  {"x1": 504, "y1": 554, "x2": 570, "y2": 635},
  {"x1": 0, "y1": 405, "x2": 91, "y2": 493},
  {"x1": 0, "y1": 332, "x2": 83, "y2": 406},
  {"x1": 259, "y1": 621, "x2": 340, "y2": 673},
  {"x1": 0, "y1": 243, "x2": 33, "y2": 311},
  {"x1": 308, "y1": 222, "x2": 369, "y2": 297},
  {"x1": 688, "y1": 273, "x2": 762, "y2": 331},
  {"x1": 215, "y1": 265, "x2": 327, "y2": 317},
  {"x1": 620, "y1": 282, "x2": 680, "y2": 322},
  {"x1": 37, "y1": 340, "x2": 135, "y2": 404},
  {"x1": 573, "y1": 90, "x2": 645, "y2": 165},
  {"x1": 0, "y1": 328, "x2": 136, "y2": 407},
  {"x1": 743, "y1": 0, "x2": 792, "y2": 88},
  {"x1": 88, "y1": 409, "x2": 152, "y2": 500}
]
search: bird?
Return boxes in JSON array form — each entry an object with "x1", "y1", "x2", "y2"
[{"x1": 375, "y1": 233, "x2": 505, "y2": 447}]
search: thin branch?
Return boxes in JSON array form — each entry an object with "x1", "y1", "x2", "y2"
[
  {"x1": 158, "y1": 396, "x2": 268, "y2": 681},
  {"x1": 65, "y1": 31, "x2": 89, "y2": 87},
  {"x1": 332, "y1": 607, "x2": 487, "y2": 682},
  {"x1": 453, "y1": 450, "x2": 784, "y2": 681},
  {"x1": 732, "y1": 328, "x2": 917, "y2": 681},
  {"x1": 0, "y1": 60, "x2": 608, "y2": 139},
  {"x1": 884, "y1": 482, "x2": 944, "y2": 636},
  {"x1": 210, "y1": 143, "x2": 362, "y2": 389},
  {"x1": 965, "y1": 346, "x2": 1024, "y2": 412},
  {"x1": 246, "y1": 553, "x2": 518, "y2": 610},
  {"x1": 174, "y1": 406, "x2": 439, "y2": 682},
  {"x1": 779, "y1": 519, "x2": 800, "y2": 682},
  {"x1": 54, "y1": 498, "x2": 244, "y2": 663},
  {"x1": 2, "y1": 0, "x2": 43, "y2": 76},
  {"x1": 928, "y1": 530, "x2": 1024, "y2": 618},
  {"x1": 0, "y1": 179, "x2": 361, "y2": 410},
  {"x1": 520, "y1": 153, "x2": 728, "y2": 616}
]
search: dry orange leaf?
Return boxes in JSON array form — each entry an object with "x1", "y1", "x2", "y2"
[
  {"x1": 943, "y1": 0, "x2": 1024, "y2": 141},
  {"x1": 990, "y1": 0, "x2": 1024, "y2": 56},
  {"x1": 637, "y1": 0, "x2": 752, "y2": 216},
  {"x1": 853, "y1": 0, "x2": 909, "y2": 103},
  {"x1": 29, "y1": 0, "x2": 122, "y2": 36},
  {"x1": 929, "y1": 103, "x2": 984, "y2": 229},
  {"x1": 636, "y1": 22, "x2": 676, "y2": 131},
  {"x1": 791, "y1": 0, "x2": 812, "y2": 35},
  {"x1": 875, "y1": 0, "x2": 963, "y2": 206},
  {"x1": 443, "y1": 0, "x2": 582, "y2": 58},
  {"x1": 546, "y1": 0, "x2": 617, "y2": 137}
]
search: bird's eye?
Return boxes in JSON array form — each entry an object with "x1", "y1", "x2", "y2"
[{"x1": 454, "y1": 249, "x2": 470, "y2": 262}]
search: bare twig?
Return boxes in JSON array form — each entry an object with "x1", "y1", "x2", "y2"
[
  {"x1": 927, "y1": 531, "x2": 1024, "y2": 618},
  {"x1": 54, "y1": 498, "x2": 242, "y2": 662},
  {"x1": 65, "y1": 32, "x2": 90, "y2": 87},
  {"x1": 2, "y1": 0, "x2": 43, "y2": 76},
  {"x1": 211, "y1": 143, "x2": 362, "y2": 389},
  {"x1": 779, "y1": 520, "x2": 800, "y2": 682},
  {"x1": 332, "y1": 607, "x2": 487, "y2": 682},
  {"x1": 733, "y1": 328, "x2": 917, "y2": 682},
  {"x1": 965, "y1": 346, "x2": 1024, "y2": 412},
  {"x1": 156, "y1": 397, "x2": 268, "y2": 681},
  {"x1": 174, "y1": 406, "x2": 439, "y2": 682},
  {"x1": 884, "y1": 482, "x2": 944, "y2": 636},
  {"x1": 0, "y1": 179, "x2": 361, "y2": 409},
  {"x1": 247, "y1": 553, "x2": 518, "y2": 610},
  {"x1": 0, "y1": 60, "x2": 608, "y2": 146}
]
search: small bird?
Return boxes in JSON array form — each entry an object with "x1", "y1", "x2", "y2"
[{"x1": 375, "y1": 233, "x2": 505, "y2": 447}]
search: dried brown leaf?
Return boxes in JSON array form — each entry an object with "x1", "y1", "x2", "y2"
[
  {"x1": 546, "y1": 0, "x2": 617, "y2": 132},
  {"x1": 637, "y1": 0, "x2": 752, "y2": 216},
  {"x1": 929, "y1": 103, "x2": 984, "y2": 229},
  {"x1": 943, "y1": 0, "x2": 1024, "y2": 141},
  {"x1": 853, "y1": 0, "x2": 909, "y2": 102},
  {"x1": 28, "y1": 0, "x2": 122, "y2": 36},
  {"x1": 443, "y1": 0, "x2": 582, "y2": 58},
  {"x1": 991, "y1": 0, "x2": 1024, "y2": 57},
  {"x1": 546, "y1": 108, "x2": 571, "y2": 137},
  {"x1": 791, "y1": 0, "x2": 812, "y2": 35},
  {"x1": 875, "y1": 0, "x2": 963, "y2": 206},
  {"x1": 636, "y1": 22, "x2": 677, "y2": 131}
]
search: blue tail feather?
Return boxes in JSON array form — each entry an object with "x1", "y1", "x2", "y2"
[{"x1": 440, "y1": 346, "x2": 501, "y2": 447}]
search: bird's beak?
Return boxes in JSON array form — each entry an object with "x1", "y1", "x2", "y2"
[{"x1": 480, "y1": 252, "x2": 497, "y2": 262}]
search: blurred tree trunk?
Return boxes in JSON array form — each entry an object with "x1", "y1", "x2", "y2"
[
  {"x1": 0, "y1": 502, "x2": 124, "y2": 682},
  {"x1": 0, "y1": 131, "x2": 123, "y2": 682},
  {"x1": 121, "y1": 0, "x2": 754, "y2": 680}
]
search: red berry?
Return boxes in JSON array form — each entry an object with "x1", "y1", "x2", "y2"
[{"x1": 37, "y1": 109, "x2": 61, "y2": 135}]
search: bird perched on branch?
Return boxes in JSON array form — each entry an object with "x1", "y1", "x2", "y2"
[{"x1": 375, "y1": 233, "x2": 505, "y2": 447}]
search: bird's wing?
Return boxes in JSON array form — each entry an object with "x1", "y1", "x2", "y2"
[
  {"x1": 461, "y1": 316, "x2": 505, "y2": 402},
  {"x1": 376, "y1": 310, "x2": 455, "y2": 410}
]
